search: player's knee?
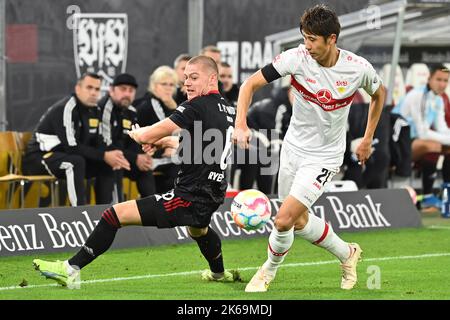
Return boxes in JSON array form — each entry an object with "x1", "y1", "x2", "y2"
[
  {"x1": 188, "y1": 226, "x2": 208, "y2": 238},
  {"x1": 112, "y1": 200, "x2": 141, "y2": 226},
  {"x1": 274, "y1": 215, "x2": 294, "y2": 232},
  {"x1": 294, "y1": 211, "x2": 309, "y2": 230}
]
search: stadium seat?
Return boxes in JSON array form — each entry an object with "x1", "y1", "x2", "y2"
[
  {"x1": 0, "y1": 131, "x2": 58, "y2": 208},
  {"x1": 379, "y1": 64, "x2": 406, "y2": 106},
  {"x1": 405, "y1": 63, "x2": 430, "y2": 89}
]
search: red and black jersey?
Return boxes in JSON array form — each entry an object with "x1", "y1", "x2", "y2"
[{"x1": 169, "y1": 91, "x2": 235, "y2": 205}]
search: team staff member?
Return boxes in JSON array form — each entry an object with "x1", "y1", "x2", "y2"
[
  {"x1": 173, "y1": 53, "x2": 192, "y2": 105},
  {"x1": 23, "y1": 73, "x2": 130, "y2": 206},
  {"x1": 33, "y1": 56, "x2": 240, "y2": 287},
  {"x1": 99, "y1": 73, "x2": 155, "y2": 199}
]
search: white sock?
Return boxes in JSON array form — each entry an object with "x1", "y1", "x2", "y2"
[
  {"x1": 262, "y1": 227, "x2": 294, "y2": 277},
  {"x1": 65, "y1": 260, "x2": 78, "y2": 275},
  {"x1": 295, "y1": 213, "x2": 351, "y2": 263}
]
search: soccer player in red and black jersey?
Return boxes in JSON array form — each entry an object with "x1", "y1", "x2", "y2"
[{"x1": 33, "y1": 56, "x2": 240, "y2": 287}]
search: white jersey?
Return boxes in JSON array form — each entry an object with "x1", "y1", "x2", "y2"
[{"x1": 272, "y1": 44, "x2": 382, "y2": 166}]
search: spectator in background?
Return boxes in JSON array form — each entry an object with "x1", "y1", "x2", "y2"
[
  {"x1": 200, "y1": 45, "x2": 225, "y2": 95},
  {"x1": 392, "y1": 64, "x2": 450, "y2": 208},
  {"x1": 219, "y1": 62, "x2": 239, "y2": 106},
  {"x1": 343, "y1": 89, "x2": 391, "y2": 189},
  {"x1": 99, "y1": 73, "x2": 155, "y2": 200},
  {"x1": 134, "y1": 66, "x2": 179, "y2": 193},
  {"x1": 22, "y1": 73, "x2": 130, "y2": 206},
  {"x1": 200, "y1": 45, "x2": 221, "y2": 66},
  {"x1": 173, "y1": 53, "x2": 192, "y2": 105}
]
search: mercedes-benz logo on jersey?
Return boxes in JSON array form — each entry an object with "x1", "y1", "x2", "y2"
[
  {"x1": 73, "y1": 13, "x2": 128, "y2": 90},
  {"x1": 317, "y1": 89, "x2": 332, "y2": 104}
]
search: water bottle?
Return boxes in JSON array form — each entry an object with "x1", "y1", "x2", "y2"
[{"x1": 441, "y1": 183, "x2": 450, "y2": 218}]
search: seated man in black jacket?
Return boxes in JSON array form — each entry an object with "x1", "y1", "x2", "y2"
[
  {"x1": 23, "y1": 73, "x2": 130, "y2": 206},
  {"x1": 99, "y1": 73, "x2": 155, "y2": 200}
]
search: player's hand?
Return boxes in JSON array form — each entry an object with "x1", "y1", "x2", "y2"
[
  {"x1": 141, "y1": 143, "x2": 156, "y2": 155},
  {"x1": 155, "y1": 136, "x2": 179, "y2": 149},
  {"x1": 355, "y1": 137, "x2": 373, "y2": 166},
  {"x1": 162, "y1": 147, "x2": 177, "y2": 158},
  {"x1": 232, "y1": 123, "x2": 252, "y2": 149},
  {"x1": 128, "y1": 124, "x2": 145, "y2": 145}
]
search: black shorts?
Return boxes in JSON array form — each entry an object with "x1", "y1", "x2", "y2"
[{"x1": 136, "y1": 190, "x2": 220, "y2": 229}]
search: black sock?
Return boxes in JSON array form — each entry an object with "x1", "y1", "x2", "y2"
[
  {"x1": 422, "y1": 160, "x2": 437, "y2": 194},
  {"x1": 442, "y1": 156, "x2": 450, "y2": 183},
  {"x1": 191, "y1": 227, "x2": 224, "y2": 274},
  {"x1": 68, "y1": 207, "x2": 121, "y2": 269}
]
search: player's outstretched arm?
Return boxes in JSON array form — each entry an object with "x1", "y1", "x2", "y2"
[
  {"x1": 129, "y1": 118, "x2": 180, "y2": 145},
  {"x1": 151, "y1": 135, "x2": 178, "y2": 148},
  {"x1": 356, "y1": 85, "x2": 386, "y2": 165},
  {"x1": 233, "y1": 70, "x2": 268, "y2": 149}
]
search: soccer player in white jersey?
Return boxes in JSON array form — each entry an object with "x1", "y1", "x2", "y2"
[{"x1": 233, "y1": 4, "x2": 386, "y2": 292}]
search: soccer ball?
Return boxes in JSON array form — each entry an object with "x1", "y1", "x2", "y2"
[{"x1": 231, "y1": 189, "x2": 272, "y2": 230}]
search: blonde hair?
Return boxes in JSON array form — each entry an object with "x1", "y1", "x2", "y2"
[
  {"x1": 189, "y1": 56, "x2": 219, "y2": 76},
  {"x1": 148, "y1": 65, "x2": 178, "y2": 94}
]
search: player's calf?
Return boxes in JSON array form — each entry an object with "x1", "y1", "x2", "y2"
[{"x1": 68, "y1": 206, "x2": 122, "y2": 269}]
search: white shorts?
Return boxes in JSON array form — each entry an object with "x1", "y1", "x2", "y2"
[{"x1": 278, "y1": 143, "x2": 340, "y2": 209}]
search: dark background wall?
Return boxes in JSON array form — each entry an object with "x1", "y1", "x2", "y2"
[{"x1": 5, "y1": 0, "x2": 369, "y2": 131}]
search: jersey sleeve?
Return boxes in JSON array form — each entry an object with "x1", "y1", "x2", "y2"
[
  {"x1": 360, "y1": 61, "x2": 382, "y2": 96},
  {"x1": 271, "y1": 47, "x2": 303, "y2": 78},
  {"x1": 169, "y1": 102, "x2": 201, "y2": 129}
]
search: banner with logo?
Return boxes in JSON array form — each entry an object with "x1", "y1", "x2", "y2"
[
  {"x1": 6, "y1": 0, "x2": 372, "y2": 132},
  {"x1": 0, "y1": 189, "x2": 421, "y2": 257},
  {"x1": 73, "y1": 13, "x2": 128, "y2": 91}
]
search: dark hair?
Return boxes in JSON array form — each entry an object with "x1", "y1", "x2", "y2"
[
  {"x1": 77, "y1": 72, "x2": 102, "y2": 84},
  {"x1": 429, "y1": 64, "x2": 450, "y2": 77},
  {"x1": 300, "y1": 4, "x2": 340, "y2": 40},
  {"x1": 220, "y1": 61, "x2": 232, "y2": 68}
]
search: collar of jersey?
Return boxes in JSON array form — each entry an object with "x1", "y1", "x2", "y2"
[{"x1": 187, "y1": 90, "x2": 220, "y2": 101}]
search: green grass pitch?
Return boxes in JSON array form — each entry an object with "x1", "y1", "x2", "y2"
[{"x1": 1, "y1": 211, "x2": 449, "y2": 300}]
